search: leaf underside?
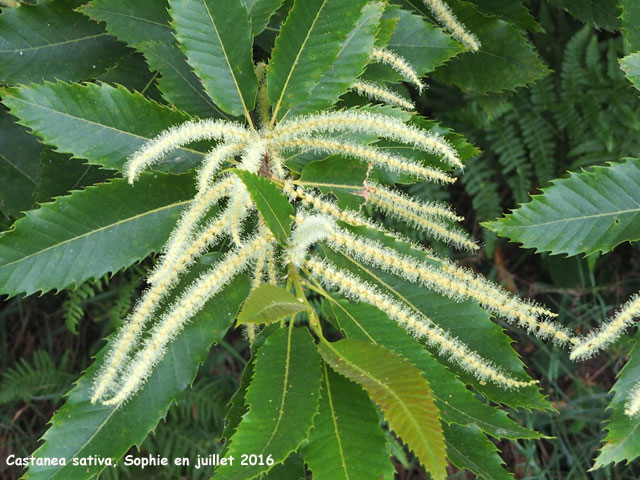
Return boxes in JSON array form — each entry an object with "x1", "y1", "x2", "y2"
[{"x1": 318, "y1": 338, "x2": 448, "y2": 480}]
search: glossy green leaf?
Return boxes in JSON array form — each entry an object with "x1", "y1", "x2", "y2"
[
  {"x1": 170, "y1": 0, "x2": 258, "y2": 119},
  {"x1": 139, "y1": 41, "x2": 224, "y2": 118},
  {"x1": 25, "y1": 265, "x2": 249, "y2": 480},
  {"x1": 236, "y1": 284, "x2": 310, "y2": 326},
  {"x1": 467, "y1": 0, "x2": 542, "y2": 32},
  {"x1": 242, "y1": 0, "x2": 284, "y2": 36},
  {"x1": 299, "y1": 156, "x2": 368, "y2": 210},
  {"x1": 325, "y1": 298, "x2": 541, "y2": 440},
  {"x1": 548, "y1": 0, "x2": 620, "y2": 32},
  {"x1": 266, "y1": 0, "x2": 369, "y2": 122},
  {"x1": 1, "y1": 81, "x2": 206, "y2": 172},
  {"x1": 485, "y1": 158, "x2": 640, "y2": 257},
  {"x1": 287, "y1": 1, "x2": 382, "y2": 118},
  {"x1": 364, "y1": 5, "x2": 463, "y2": 84},
  {"x1": 304, "y1": 363, "x2": 395, "y2": 480},
  {"x1": 234, "y1": 170, "x2": 293, "y2": 244},
  {"x1": 444, "y1": 423, "x2": 513, "y2": 480},
  {"x1": 621, "y1": 53, "x2": 640, "y2": 91},
  {"x1": 594, "y1": 330, "x2": 640, "y2": 468},
  {"x1": 215, "y1": 326, "x2": 322, "y2": 479},
  {"x1": 0, "y1": 173, "x2": 195, "y2": 298},
  {"x1": 433, "y1": 0, "x2": 549, "y2": 93},
  {"x1": 34, "y1": 151, "x2": 112, "y2": 205},
  {"x1": 318, "y1": 338, "x2": 447, "y2": 480},
  {"x1": 622, "y1": 0, "x2": 640, "y2": 52},
  {"x1": 95, "y1": 52, "x2": 161, "y2": 98},
  {"x1": 79, "y1": 0, "x2": 221, "y2": 118},
  {"x1": 78, "y1": 0, "x2": 173, "y2": 46},
  {"x1": 260, "y1": 453, "x2": 306, "y2": 479},
  {"x1": 222, "y1": 358, "x2": 255, "y2": 444},
  {"x1": 0, "y1": 109, "x2": 43, "y2": 219},
  {"x1": 0, "y1": 0, "x2": 127, "y2": 84}
]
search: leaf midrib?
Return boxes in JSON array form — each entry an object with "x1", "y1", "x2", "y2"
[
  {"x1": 0, "y1": 199, "x2": 189, "y2": 270},
  {"x1": 322, "y1": 363, "x2": 351, "y2": 480},
  {"x1": 322, "y1": 340, "x2": 437, "y2": 468},
  {"x1": 5, "y1": 92, "x2": 204, "y2": 158},
  {"x1": 270, "y1": 0, "x2": 328, "y2": 123},
  {"x1": 504, "y1": 206, "x2": 640, "y2": 229},
  {"x1": 200, "y1": 0, "x2": 253, "y2": 126},
  {"x1": 0, "y1": 33, "x2": 109, "y2": 53}
]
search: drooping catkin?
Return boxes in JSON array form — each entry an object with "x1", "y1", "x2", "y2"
[
  {"x1": 423, "y1": 0, "x2": 481, "y2": 52},
  {"x1": 125, "y1": 120, "x2": 256, "y2": 183},
  {"x1": 303, "y1": 256, "x2": 534, "y2": 389},
  {"x1": 102, "y1": 235, "x2": 271, "y2": 405},
  {"x1": 274, "y1": 137, "x2": 455, "y2": 183},
  {"x1": 369, "y1": 47, "x2": 425, "y2": 92},
  {"x1": 269, "y1": 111, "x2": 463, "y2": 169},
  {"x1": 324, "y1": 226, "x2": 572, "y2": 344},
  {"x1": 351, "y1": 80, "x2": 415, "y2": 111},
  {"x1": 570, "y1": 294, "x2": 640, "y2": 360}
]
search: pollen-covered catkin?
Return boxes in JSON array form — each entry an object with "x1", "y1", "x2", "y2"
[
  {"x1": 351, "y1": 80, "x2": 415, "y2": 111},
  {"x1": 197, "y1": 143, "x2": 245, "y2": 193},
  {"x1": 324, "y1": 226, "x2": 573, "y2": 344},
  {"x1": 90, "y1": 209, "x2": 233, "y2": 404},
  {"x1": 368, "y1": 182, "x2": 463, "y2": 222},
  {"x1": 570, "y1": 294, "x2": 640, "y2": 360},
  {"x1": 625, "y1": 381, "x2": 640, "y2": 417},
  {"x1": 274, "y1": 137, "x2": 455, "y2": 183},
  {"x1": 149, "y1": 176, "x2": 235, "y2": 285},
  {"x1": 423, "y1": 0, "x2": 481, "y2": 52},
  {"x1": 269, "y1": 111, "x2": 463, "y2": 169},
  {"x1": 369, "y1": 47, "x2": 425, "y2": 92},
  {"x1": 125, "y1": 120, "x2": 255, "y2": 183},
  {"x1": 303, "y1": 257, "x2": 534, "y2": 389},
  {"x1": 102, "y1": 235, "x2": 271, "y2": 405}
]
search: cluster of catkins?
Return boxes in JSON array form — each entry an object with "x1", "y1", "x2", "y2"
[{"x1": 90, "y1": 0, "x2": 638, "y2": 418}]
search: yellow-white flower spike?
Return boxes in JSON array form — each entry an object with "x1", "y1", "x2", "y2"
[
  {"x1": 288, "y1": 214, "x2": 336, "y2": 266},
  {"x1": 368, "y1": 182, "x2": 463, "y2": 222},
  {"x1": 625, "y1": 381, "x2": 640, "y2": 417},
  {"x1": 269, "y1": 111, "x2": 463, "y2": 169},
  {"x1": 325, "y1": 227, "x2": 573, "y2": 345},
  {"x1": 266, "y1": 246, "x2": 278, "y2": 284},
  {"x1": 268, "y1": 149, "x2": 287, "y2": 180},
  {"x1": 125, "y1": 120, "x2": 256, "y2": 184},
  {"x1": 423, "y1": 0, "x2": 481, "y2": 52},
  {"x1": 252, "y1": 247, "x2": 267, "y2": 289},
  {"x1": 437, "y1": 259, "x2": 557, "y2": 319},
  {"x1": 304, "y1": 257, "x2": 534, "y2": 389},
  {"x1": 283, "y1": 182, "x2": 377, "y2": 229},
  {"x1": 91, "y1": 210, "x2": 234, "y2": 403},
  {"x1": 103, "y1": 235, "x2": 271, "y2": 406},
  {"x1": 365, "y1": 187, "x2": 477, "y2": 250},
  {"x1": 370, "y1": 47, "x2": 425, "y2": 92},
  {"x1": 352, "y1": 80, "x2": 415, "y2": 111},
  {"x1": 197, "y1": 143, "x2": 245, "y2": 193},
  {"x1": 570, "y1": 294, "x2": 640, "y2": 361},
  {"x1": 275, "y1": 137, "x2": 455, "y2": 184},
  {"x1": 226, "y1": 141, "x2": 268, "y2": 246},
  {"x1": 149, "y1": 176, "x2": 235, "y2": 286},
  {"x1": 228, "y1": 182, "x2": 252, "y2": 247}
]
